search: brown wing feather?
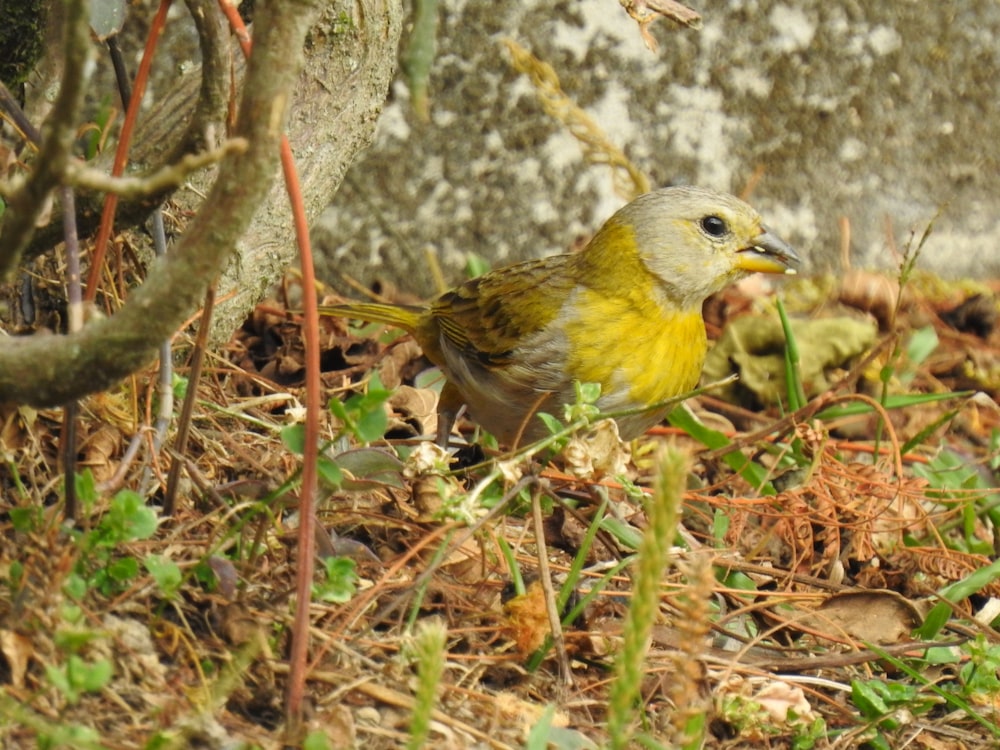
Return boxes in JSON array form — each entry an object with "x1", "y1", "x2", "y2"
[{"x1": 430, "y1": 255, "x2": 578, "y2": 366}]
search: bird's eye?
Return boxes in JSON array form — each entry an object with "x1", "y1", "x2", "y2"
[{"x1": 700, "y1": 215, "x2": 729, "y2": 237}]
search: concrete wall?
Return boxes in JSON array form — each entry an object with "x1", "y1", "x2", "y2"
[{"x1": 314, "y1": 0, "x2": 1000, "y2": 295}]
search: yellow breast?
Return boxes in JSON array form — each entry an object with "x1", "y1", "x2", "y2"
[{"x1": 561, "y1": 287, "x2": 707, "y2": 437}]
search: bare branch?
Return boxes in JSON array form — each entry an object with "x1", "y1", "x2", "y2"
[
  {"x1": 0, "y1": 81, "x2": 42, "y2": 146},
  {"x1": 0, "y1": 0, "x2": 92, "y2": 280},
  {"x1": 0, "y1": 0, "x2": 325, "y2": 405},
  {"x1": 64, "y1": 139, "x2": 248, "y2": 198},
  {"x1": 16, "y1": 0, "x2": 235, "y2": 263}
]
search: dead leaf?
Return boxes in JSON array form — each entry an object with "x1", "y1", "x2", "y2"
[
  {"x1": 562, "y1": 419, "x2": 630, "y2": 480},
  {"x1": 208, "y1": 556, "x2": 240, "y2": 600},
  {"x1": 703, "y1": 315, "x2": 877, "y2": 405},
  {"x1": 754, "y1": 680, "x2": 816, "y2": 723},
  {"x1": 0, "y1": 629, "x2": 33, "y2": 689},
  {"x1": 800, "y1": 590, "x2": 922, "y2": 644},
  {"x1": 504, "y1": 580, "x2": 550, "y2": 656},
  {"x1": 619, "y1": 0, "x2": 702, "y2": 52},
  {"x1": 78, "y1": 423, "x2": 123, "y2": 484},
  {"x1": 387, "y1": 384, "x2": 438, "y2": 439}
]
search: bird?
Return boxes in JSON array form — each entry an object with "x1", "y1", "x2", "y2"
[{"x1": 319, "y1": 186, "x2": 800, "y2": 447}]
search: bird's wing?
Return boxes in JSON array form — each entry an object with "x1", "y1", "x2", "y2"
[{"x1": 430, "y1": 255, "x2": 577, "y2": 367}]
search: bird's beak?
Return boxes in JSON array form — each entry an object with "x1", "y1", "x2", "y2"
[{"x1": 736, "y1": 225, "x2": 800, "y2": 275}]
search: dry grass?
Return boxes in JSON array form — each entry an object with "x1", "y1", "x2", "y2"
[{"x1": 3, "y1": 273, "x2": 1000, "y2": 748}]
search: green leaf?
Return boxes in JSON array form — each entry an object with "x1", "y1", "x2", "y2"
[
  {"x1": 63, "y1": 573, "x2": 88, "y2": 601},
  {"x1": 915, "y1": 601, "x2": 952, "y2": 639},
  {"x1": 334, "y1": 448, "x2": 406, "y2": 490},
  {"x1": 280, "y1": 423, "x2": 306, "y2": 454},
  {"x1": 851, "y1": 679, "x2": 889, "y2": 719},
  {"x1": 465, "y1": 252, "x2": 491, "y2": 279},
  {"x1": 145, "y1": 555, "x2": 182, "y2": 599},
  {"x1": 314, "y1": 557, "x2": 358, "y2": 603},
  {"x1": 777, "y1": 298, "x2": 806, "y2": 410},
  {"x1": 536, "y1": 411, "x2": 564, "y2": 435},
  {"x1": 576, "y1": 381, "x2": 602, "y2": 405},
  {"x1": 938, "y1": 557, "x2": 1000, "y2": 602},
  {"x1": 355, "y1": 400, "x2": 389, "y2": 443},
  {"x1": 172, "y1": 373, "x2": 189, "y2": 401},
  {"x1": 906, "y1": 326, "x2": 939, "y2": 367},
  {"x1": 45, "y1": 663, "x2": 76, "y2": 703},
  {"x1": 526, "y1": 704, "x2": 559, "y2": 750},
  {"x1": 722, "y1": 570, "x2": 758, "y2": 594},
  {"x1": 104, "y1": 491, "x2": 158, "y2": 542},
  {"x1": 302, "y1": 731, "x2": 332, "y2": 750},
  {"x1": 54, "y1": 626, "x2": 99, "y2": 653},
  {"x1": 106, "y1": 556, "x2": 140, "y2": 583},
  {"x1": 328, "y1": 395, "x2": 350, "y2": 423},
  {"x1": 9, "y1": 506, "x2": 41, "y2": 533},
  {"x1": 71, "y1": 655, "x2": 112, "y2": 693},
  {"x1": 900, "y1": 408, "x2": 961, "y2": 455},
  {"x1": 712, "y1": 507, "x2": 730, "y2": 545},
  {"x1": 47, "y1": 656, "x2": 113, "y2": 704},
  {"x1": 600, "y1": 517, "x2": 643, "y2": 550},
  {"x1": 923, "y1": 645, "x2": 961, "y2": 665},
  {"x1": 90, "y1": 0, "x2": 127, "y2": 43},
  {"x1": 74, "y1": 469, "x2": 99, "y2": 509},
  {"x1": 816, "y1": 391, "x2": 971, "y2": 420},
  {"x1": 866, "y1": 640, "x2": 1000, "y2": 738},
  {"x1": 329, "y1": 374, "x2": 393, "y2": 443},
  {"x1": 317, "y1": 456, "x2": 344, "y2": 488},
  {"x1": 668, "y1": 406, "x2": 772, "y2": 492}
]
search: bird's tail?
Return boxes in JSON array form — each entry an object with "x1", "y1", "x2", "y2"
[{"x1": 316, "y1": 302, "x2": 424, "y2": 333}]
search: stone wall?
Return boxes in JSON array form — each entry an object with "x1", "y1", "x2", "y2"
[{"x1": 314, "y1": 0, "x2": 1000, "y2": 295}]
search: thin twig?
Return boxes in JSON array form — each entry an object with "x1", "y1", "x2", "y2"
[{"x1": 531, "y1": 483, "x2": 573, "y2": 685}]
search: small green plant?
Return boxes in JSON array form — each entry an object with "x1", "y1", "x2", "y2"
[
  {"x1": 303, "y1": 730, "x2": 333, "y2": 750},
  {"x1": 464, "y1": 251, "x2": 491, "y2": 279},
  {"x1": 717, "y1": 690, "x2": 827, "y2": 749},
  {"x1": 500, "y1": 491, "x2": 633, "y2": 673},
  {"x1": 67, "y1": 476, "x2": 158, "y2": 597},
  {"x1": 279, "y1": 423, "x2": 343, "y2": 488},
  {"x1": 171, "y1": 372, "x2": 189, "y2": 401},
  {"x1": 9, "y1": 504, "x2": 43, "y2": 533},
  {"x1": 959, "y1": 635, "x2": 1000, "y2": 698},
  {"x1": 313, "y1": 556, "x2": 358, "y2": 603},
  {"x1": 607, "y1": 448, "x2": 686, "y2": 750},
  {"x1": 44, "y1": 654, "x2": 113, "y2": 706},
  {"x1": 899, "y1": 325, "x2": 939, "y2": 386},
  {"x1": 851, "y1": 677, "x2": 937, "y2": 749},
  {"x1": 331, "y1": 9, "x2": 355, "y2": 35},
  {"x1": 535, "y1": 380, "x2": 602, "y2": 450},
  {"x1": 866, "y1": 642, "x2": 1000, "y2": 739},
  {"x1": 81, "y1": 94, "x2": 116, "y2": 160},
  {"x1": 328, "y1": 372, "x2": 392, "y2": 444},
  {"x1": 144, "y1": 555, "x2": 183, "y2": 600},
  {"x1": 911, "y1": 447, "x2": 1000, "y2": 554}
]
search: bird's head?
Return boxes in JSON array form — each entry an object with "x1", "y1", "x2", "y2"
[{"x1": 614, "y1": 186, "x2": 800, "y2": 309}]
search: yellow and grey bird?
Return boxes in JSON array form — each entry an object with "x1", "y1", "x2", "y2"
[{"x1": 320, "y1": 186, "x2": 799, "y2": 446}]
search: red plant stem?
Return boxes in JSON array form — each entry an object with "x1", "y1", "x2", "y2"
[
  {"x1": 216, "y1": 0, "x2": 320, "y2": 730},
  {"x1": 279, "y1": 134, "x2": 320, "y2": 734},
  {"x1": 84, "y1": 0, "x2": 173, "y2": 301}
]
